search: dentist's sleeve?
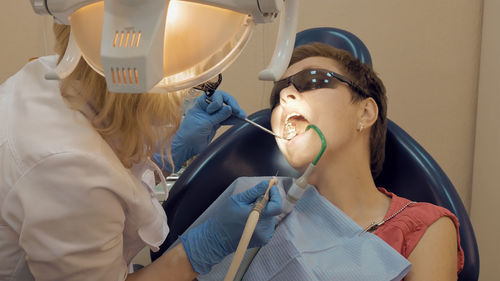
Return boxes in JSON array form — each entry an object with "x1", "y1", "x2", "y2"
[{"x1": 1, "y1": 152, "x2": 134, "y2": 281}]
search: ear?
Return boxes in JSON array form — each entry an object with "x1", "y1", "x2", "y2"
[{"x1": 358, "y1": 97, "x2": 378, "y2": 129}]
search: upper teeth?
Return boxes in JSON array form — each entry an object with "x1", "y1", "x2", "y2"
[
  {"x1": 284, "y1": 113, "x2": 301, "y2": 140},
  {"x1": 285, "y1": 113, "x2": 301, "y2": 123}
]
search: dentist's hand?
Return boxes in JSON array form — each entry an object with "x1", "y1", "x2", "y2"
[
  {"x1": 153, "y1": 90, "x2": 245, "y2": 172},
  {"x1": 180, "y1": 181, "x2": 282, "y2": 275}
]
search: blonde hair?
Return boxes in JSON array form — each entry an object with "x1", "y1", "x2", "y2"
[{"x1": 53, "y1": 23, "x2": 185, "y2": 168}]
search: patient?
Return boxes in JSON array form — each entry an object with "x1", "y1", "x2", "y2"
[
  {"x1": 268, "y1": 42, "x2": 464, "y2": 280},
  {"x1": 182, "y1": 43, "x2": 464, "y2": 280}
]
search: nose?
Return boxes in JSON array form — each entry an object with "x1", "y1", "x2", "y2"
[{"x1": 279, "y1": 84, "x2": 300, "y2": 106}]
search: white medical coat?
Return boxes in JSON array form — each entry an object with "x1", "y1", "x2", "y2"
[{"x1": 0, "y1": 56, "x2": 169, "y2": 281}]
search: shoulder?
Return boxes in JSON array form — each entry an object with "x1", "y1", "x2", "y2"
[
  {"x1": 404, "y1": 215, "x2": 461, "y2": 280},
  {"x1": 1, "y1": 151, "x2": 136, "y2": 231},
  {"x1": 374, "y1": 190, "x2": 464, "y2": 276},
  {"x1": 399, "y1": 202, "x2": 460, "y2": 252},
  {"x1": 400, "y1": 201, "x2": 460, "y2": 236},
  {"x1": 376, "y1": 189, "x2": 460, "y2": 241},
  {"x1": 11, "y1": 151, "x2": 134, "y2": 200},
  {"x1": 1, "y1": 55, "x2": 117, "y2": 174},
  {"x1": 375, "y1": 198, "x2": 460, "y2": 255},
  {"x1": 3, "y1": 111, "x2": 124, "y2": 191},
  {"x1": 0, "y1": 55, "x2": 59, "y2": 91}
]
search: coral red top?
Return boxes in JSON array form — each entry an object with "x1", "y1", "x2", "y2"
[{"x1": 374, "y1": 188, "x2": 465, "y2": 276}]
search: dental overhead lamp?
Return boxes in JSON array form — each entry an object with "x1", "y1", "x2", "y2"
[{"x1": 30, "y1": 0, "x2": 298, "y2": 94}]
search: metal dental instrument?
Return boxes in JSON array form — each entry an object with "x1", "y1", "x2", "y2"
[
  {"x1": 239, "y1": 117, "x2": 285, "y2": 140},
  {"x1": 195, "y1": 74, "x2": 285, "y2": 140}
]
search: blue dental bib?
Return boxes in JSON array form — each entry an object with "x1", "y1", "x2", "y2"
[{"x1": 180, "y1": 177, "x2": 411, "y2": 281}]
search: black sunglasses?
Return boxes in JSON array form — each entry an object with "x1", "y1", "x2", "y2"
[{"x1": 270, "y1": 68, "x2": 367, "y2": 108}]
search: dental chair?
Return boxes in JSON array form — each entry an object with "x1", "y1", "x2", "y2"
[{"x1": 151, "y1": 27, "x2": 479, "y2": 281}]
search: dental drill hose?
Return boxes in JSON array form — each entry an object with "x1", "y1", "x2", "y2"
[
  {"x1": 231, "y1": 125, "x2": 327, "y2": 281},
  {"x1": 223, "y1": 178, "x2": 277, "y2": 281}
]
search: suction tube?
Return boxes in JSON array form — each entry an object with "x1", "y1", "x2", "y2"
[
  {"x1": 277, "y1": 124, "x2": 326, "y2": 222},
  {"x1": 228, "y1": 124, "x2": 327, "y2": 281}
]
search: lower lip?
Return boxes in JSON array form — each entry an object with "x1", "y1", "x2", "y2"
[{"x1": 286, "y1": 130, "x2": 309, "y2": 145}]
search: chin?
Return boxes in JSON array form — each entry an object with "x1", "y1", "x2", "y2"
[{"x1": 285, "y1": 154, "x2": 313, "y2": 172}]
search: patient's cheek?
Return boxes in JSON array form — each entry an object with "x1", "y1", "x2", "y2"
[{"x1": 283, "y1": 151, "x2": 312, "y2": 172}]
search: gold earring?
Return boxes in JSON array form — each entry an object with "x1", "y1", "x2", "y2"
[{"x1": 358, "y1": 123, "x2": 364, "y2": 132}]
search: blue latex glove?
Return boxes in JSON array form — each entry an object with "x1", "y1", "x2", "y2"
[
  {"x1": 153, "y1": 90, "x2": 246, "y2": 172},
  {"x1": 180, "y1": 181, "x2": 283, "y2": 275}
]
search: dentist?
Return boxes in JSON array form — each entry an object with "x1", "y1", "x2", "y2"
[{"x1": 0, "y1": 20, "x2": 282, "y2": 281}]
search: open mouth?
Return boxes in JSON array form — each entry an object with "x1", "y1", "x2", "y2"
[{"x1": 284, "y1": 113, "x2": 309, "y2": 140}]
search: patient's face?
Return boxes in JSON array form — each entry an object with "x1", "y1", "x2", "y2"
[{"x1": 271, "y1": 56, "x2": 362, "y2": 170}]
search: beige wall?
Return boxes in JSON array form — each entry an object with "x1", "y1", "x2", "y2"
[
  {"x1": 0, "y1": 1, "x2": 54, "y2": 83},
  {"x1": 471, "y1": 0, "x2": 500, "y2": 280},
  {"x1": 1, "y1": 0, "x2": 495, "y2": 279},
  {"x1": 224, "y1": 0, "x2": 483, "y2": 210}
]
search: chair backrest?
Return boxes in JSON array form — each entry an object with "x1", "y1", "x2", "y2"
[
  {"x1": 379, "y1": 120, "x2": 479, "y2": 281},
  {"x1": 294, "y1": 27, "x2": 373, "y2": 66},
  {"x1": 151, "y1": 27, "x2": 479, "y2": 281}
]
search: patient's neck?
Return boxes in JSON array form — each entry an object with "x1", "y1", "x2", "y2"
[{"x1": 307, "y1": 152, "x2": 390, "y2": 227}]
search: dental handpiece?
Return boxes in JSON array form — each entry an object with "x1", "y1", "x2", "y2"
[
  {"x1": 223, "y1": 178, "x2": 277, "y2": 281},
  {"x1": 233, "y1": 170, "x2": 315, "y2": 281}
]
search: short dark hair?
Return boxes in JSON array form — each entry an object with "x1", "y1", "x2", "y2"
[{"x1": 274, "y1": 42, "x2": 387, "y2": 177}]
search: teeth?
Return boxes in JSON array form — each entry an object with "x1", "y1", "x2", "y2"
[
  {"x1": 285, "y1": 122, "x2": 296, "y2": 140},
  {"x1": 285, "y1": 113, "x2": 301, "y2": 123},
  {"x1": 284, "y1": 113, "x2": 301, "y2": 140}
]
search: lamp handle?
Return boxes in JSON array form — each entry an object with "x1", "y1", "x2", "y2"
[
  {"x1": 45, "y1": 30, "x2": 82, "y2": 80},
  {"x1": 258, "y1": 0, "x2": 299, "y2": 81}
]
